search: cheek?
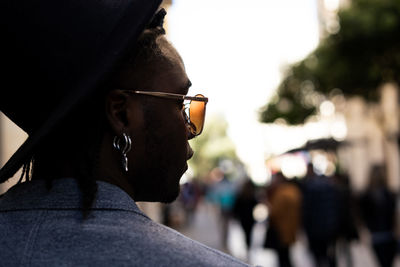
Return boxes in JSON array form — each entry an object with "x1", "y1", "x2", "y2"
[
  {"x1": 144, "y1": 107, "x2": 187, "y2": 154},
  {"x1": 156, "y1": 106, "x2": 187, "y2": 139},
  {"x1": 163, "y1": 112, "x2": 188, "y2": 163},
  {"x1": 173, "y1": 109, "x2": 188, "y2": 138},
  {"x1": 163, "y1": 111, "x2": 187, "y2": 150}
]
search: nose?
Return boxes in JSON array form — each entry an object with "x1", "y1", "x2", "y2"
[
  {"x1": 187, "y1": 131, "x2": 195, "y2": 140},
  {"x1": 187, "y1": 145, "x2": 194, "y2": 160}
]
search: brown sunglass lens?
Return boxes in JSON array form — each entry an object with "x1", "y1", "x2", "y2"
[{"x1": 189, "y1": 94, "x2": 206, "y2": 135}]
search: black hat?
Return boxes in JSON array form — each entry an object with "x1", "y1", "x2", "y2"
[{"x1": 0, "y1": 0, "x2": 162, "y2": 180}]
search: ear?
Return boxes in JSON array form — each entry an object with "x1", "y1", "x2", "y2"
[{"x1": 105, "y1": 90, "x2": 130, "y2": 134}]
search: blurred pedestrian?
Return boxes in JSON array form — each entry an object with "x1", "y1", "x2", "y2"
[
  {"x1": 0, "y1": 2, "x2": 249, "y2": 266},
  {"x1": 179, "y1": 180, "x2": 204, "y2": 225},
  {"x1": 208, "y1": 173, "x2": 237, "y2": 251},
  {"x1": 263, "y1": 172, "x2": 302, "y2": 267},
  {"x1": 301, "y1": 163, "x2": 341, "y2": 267},
  {"x1": 233, "y1": 178, "x2": 258, "y2": 250},
  {"x1": 360, "y1": 165, "x2": 397, "y2": 267},
  {"x1": 332, "y1": 173, "x2": 359, "y2": 267}
]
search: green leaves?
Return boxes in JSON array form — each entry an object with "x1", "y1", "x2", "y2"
[{"x1": 260, "y1": 0, "x2": 400, "y2": 125}]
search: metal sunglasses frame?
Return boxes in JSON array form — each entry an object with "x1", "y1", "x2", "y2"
[
  {"x1": 122, "y1": 90, "x2": 208, "y2": 136},
  {"x1": 123, "y1": 90, "x2": 208, "y2": 103}
]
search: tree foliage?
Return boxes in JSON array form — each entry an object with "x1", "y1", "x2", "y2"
[{"x1": 260, "y1": 0, "x2": 400, "y2": 125}]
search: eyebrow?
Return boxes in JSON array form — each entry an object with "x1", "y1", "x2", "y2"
[{"x1": 182, "y1": 80, "x2": 192, "y2": 94}]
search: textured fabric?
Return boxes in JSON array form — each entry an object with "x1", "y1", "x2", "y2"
[{"x1": 0, "y1": 178, "x2": 249, "y2": 267}]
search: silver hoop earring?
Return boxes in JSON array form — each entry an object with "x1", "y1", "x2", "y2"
[{"x1": 113, "y1": 133, "x2": 132, "y2": 172}]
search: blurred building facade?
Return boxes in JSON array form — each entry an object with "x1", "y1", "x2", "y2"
[
  {"x1": 338, "y1": 84, "x2": 400, "y2": 192},
  {"x1": 312, "y1": 0, "x2": 400, "y2": 193}
]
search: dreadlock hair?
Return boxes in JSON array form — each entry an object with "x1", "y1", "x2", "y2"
[
  {"x1": 21, "y1": 9, "x2": 168, "y2": 217},
  {"x1": 30, "y1": 88, "x2": 107, "y2": 218}
]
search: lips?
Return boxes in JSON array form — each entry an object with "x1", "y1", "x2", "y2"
[
  {"x1": 178, "y1": 163, "x2": 188, "y2": 178},
  {"x1": 187, "y1": 145, "x2": 194, "y2": 160}
]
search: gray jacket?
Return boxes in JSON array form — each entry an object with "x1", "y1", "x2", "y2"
[{"x1": 0, "y1": 178, "x2": 250, "y2": 267}]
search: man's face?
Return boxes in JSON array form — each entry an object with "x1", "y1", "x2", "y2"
[{"x1": 122, "y1": 37, "x2": 193, "y2": 203}]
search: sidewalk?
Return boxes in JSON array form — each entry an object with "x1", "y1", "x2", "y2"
[{"x1": 180, "y1": 200, "x2": 400, "y2": 267}]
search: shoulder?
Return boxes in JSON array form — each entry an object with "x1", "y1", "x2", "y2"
[
  {"x1": 85, "y1": 210, "x2": 250, "y2": 266},
  {"x1": 2, "y1": 208, "x2": 249, "y2": 267},
  {"x1": 0, "y1": 179, "x2": 249, "y2": 266}
]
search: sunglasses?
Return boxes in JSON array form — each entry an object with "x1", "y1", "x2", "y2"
[{"x1": 123, "y1": 90, "x2": 208, "y2": 137}]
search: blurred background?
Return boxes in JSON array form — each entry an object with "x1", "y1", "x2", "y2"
[{"x1": 2, "y1": 0, "x2": 400, "y2": 266}]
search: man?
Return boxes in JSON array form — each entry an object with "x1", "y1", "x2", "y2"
[{"x1": 0, "y1": 1, "x2": 249, "y2": 266}]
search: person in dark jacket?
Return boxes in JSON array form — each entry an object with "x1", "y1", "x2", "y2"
[
  {"x1": 301, "y1": 164, "x2": 341, "y2": 267},
  {"x1": 0, "y1": 2, "x2": 249, "y2": 266},
  {"x1": 360, "y1": 165, "x2": 397, "y2": 267},
  {"x1": 233, "y1": 178, "x2": 258, "y2": 250}
]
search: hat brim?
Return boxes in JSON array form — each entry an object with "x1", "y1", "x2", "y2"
[{"x1": 0, "y1": 0, "x2": 162, "y2": 180}]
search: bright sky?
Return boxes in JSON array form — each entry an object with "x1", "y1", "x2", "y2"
[{"x1": 168, "y1": 0, "x2": 320, "y2": 183}]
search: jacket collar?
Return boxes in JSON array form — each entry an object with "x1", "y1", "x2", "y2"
[{"x1": 0, "y1": 178, "x2": 148, "y2": 217}]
